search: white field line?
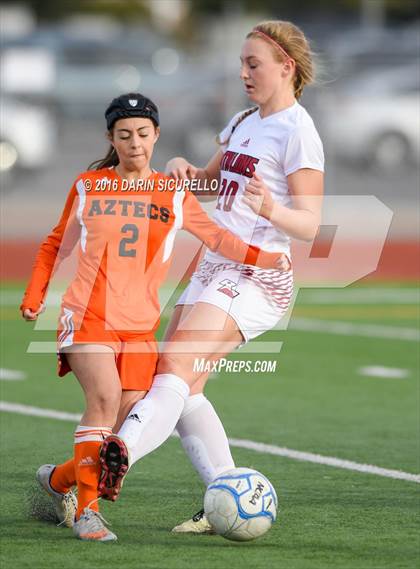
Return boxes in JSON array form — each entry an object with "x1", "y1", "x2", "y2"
[
  {"x1": 298, "y1": 289, "x2": 420, "y2": 305},
  {"x1": 0, "y1": 401, "x2": 81, "y2": 422},
  {"x1": 358, "y1": 366, "x2": 410, "y2": 379},
  {"x1": 2, "y1": 288, "x2": 419, "y2": 306},
  {"x1": 1, "y1": 401, "x2": 419, "y2": 484},
  {"x1": 229, "y1": 438, "x2": 420, "y2": 484},
  {"x1": 0, "y1": 368, "x2": 26, "y2": 381},
  {"x1": 290, "y1": 318, "x2": 420, "y2": 341}
]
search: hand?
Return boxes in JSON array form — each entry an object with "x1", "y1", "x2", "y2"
[
  {"x1": 276, "y1": 253, "x2": 291, "y2": 272},
  {"x1": 253, "y1": 249, "x2": 291, "y2": 271},
  {"x1": 22, "y1": 302, "x2": 45, "y2": 321},
  {"x1": 165, "y1": 157, "x2": 198, "y2": 181},
  {"x1": 242, "y1": 172, "x2": 274, "y2": 219}
]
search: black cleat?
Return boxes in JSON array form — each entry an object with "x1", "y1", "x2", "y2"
[{"x1": 98, "y1": 435, "x2": 129, "y2": 501}]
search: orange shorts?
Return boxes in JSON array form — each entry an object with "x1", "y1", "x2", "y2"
[{"x1": 57, "y1": 309, "x2": 158, "y2": 391}]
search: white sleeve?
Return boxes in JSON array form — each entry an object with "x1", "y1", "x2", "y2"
[{"x1": 284, "y1": 125, "x2": 325, "y2": 176}]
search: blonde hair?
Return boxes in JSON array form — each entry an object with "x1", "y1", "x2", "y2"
[
  {"x1": 216, "y1": 106, "x2": 258, "y2": 147},
  {"x1": 217, "y1": 21, "x2": 314, "y2": 147},
  {"x1": 248, "y1": 20, "x2": 315, "y2": 100}
]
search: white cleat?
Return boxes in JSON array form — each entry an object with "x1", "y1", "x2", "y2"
[
  {"x1": 36, "y1": 464, "x2": 77, "y2": 528},
  {"x1": 172, "y1": 509, "x2": 215, "y2": 534},
  {"x1": 73, "y1": 508, "x2": 117, "y2": 542}
]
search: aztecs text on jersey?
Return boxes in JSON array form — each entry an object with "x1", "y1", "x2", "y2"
[{"x1": 21, "y1": 168, "x2": 279, "y2": 333}]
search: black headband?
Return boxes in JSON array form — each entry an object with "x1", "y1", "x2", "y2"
[{"x1": 105, "y1": 93, "x2": 160, "y2": 130}]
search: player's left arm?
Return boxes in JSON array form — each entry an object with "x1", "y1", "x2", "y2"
[
  {"x1": 242, "y1": 169, "x2": 323, "y2": 241},
  {"x1": 182, "y1": 190, "x2": 290, "y2": 270},
  {"x1": 165, "y1": 150, "x2": 223, "y2": 202}
]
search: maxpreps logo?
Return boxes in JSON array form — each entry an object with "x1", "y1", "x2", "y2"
[{"x1": 217, "y1": 279, "x2": 240, "y2": 298}]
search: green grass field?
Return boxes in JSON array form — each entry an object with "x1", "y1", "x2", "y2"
[{"x1": 0, "y1": 282, "x2": 419, "y2": 569}]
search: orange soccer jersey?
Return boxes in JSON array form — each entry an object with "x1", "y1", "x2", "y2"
[
  {"x1": 21, "y1": 167, "x2": 280, "y2": 386},
  {"x1": 22, "y1": 167, "x2": 279, "y2": 325}
]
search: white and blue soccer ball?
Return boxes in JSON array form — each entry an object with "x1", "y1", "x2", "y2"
[{"x1": 204, "y1": 467, "x2": 278, "y2": 541}]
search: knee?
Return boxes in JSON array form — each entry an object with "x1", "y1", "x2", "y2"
[
  {"x1": 157, "y1": 352, "x2": 190, "y2": 378},
  {"x1": 120, "y1": 391, "x2": 146, "y2": 418},
  {"x1": 190, "y1": 379, "x2": 207, "y2": 395},
  {"x1": 86, "y1": 386, "x2": 121, "y2": 422}
]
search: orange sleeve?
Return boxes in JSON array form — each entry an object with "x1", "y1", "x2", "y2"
[
  {"x1": 20, "y1": 183, "x2": 80, "y2": 313},
  {"x1": 181, "y1": 190, "x2": 282, "y2": 269}
]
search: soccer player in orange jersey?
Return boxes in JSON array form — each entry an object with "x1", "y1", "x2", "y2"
[{"x1": 21, "y1": 92, "x2": 289, "y2": 541}]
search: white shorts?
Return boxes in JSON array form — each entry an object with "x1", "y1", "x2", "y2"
[{"x1": 176, "y1": 260, "x2": 294, "y2": 342}]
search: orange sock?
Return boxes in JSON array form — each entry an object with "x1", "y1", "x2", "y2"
[
  {"x1": 74, "y1": 426, "x2": 112, "y2": 519},
  {"x1": 50, "y1": 458, "x2": 76, "y2": 494}
]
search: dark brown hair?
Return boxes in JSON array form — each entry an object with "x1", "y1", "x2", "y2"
[
  {"x1": 88, "y1": 115, "x2": 159, "y2": 171},
  {"x1": 88, "y1": 136, "x2": 119, "y2": 171}
]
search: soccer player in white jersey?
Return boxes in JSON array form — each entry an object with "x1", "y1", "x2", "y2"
[{"x1": 98, "y1": 20, "x2": 325, "y2": 533}]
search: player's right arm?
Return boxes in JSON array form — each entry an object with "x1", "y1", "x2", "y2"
[
  {"x1": 182, "y1": 190, "x2": 290, "y2": 270},
  {"x1": 165, "y1": 150, "x2": 223, "y2": 201},
  {"x1": 20, "y1": 183, "x2": 80, "y2": 319}
]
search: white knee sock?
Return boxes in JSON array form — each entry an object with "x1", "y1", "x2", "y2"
[
  {"x1": 176, "y1": 394, "x2": 235, "y2": 486},
  {"x1": 118, "y1": 373, "x2": 189, "y2": 465}
]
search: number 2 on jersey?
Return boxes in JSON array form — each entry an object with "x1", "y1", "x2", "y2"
[
  {"x1": 216, "y1": 178, "x2": 239, "y2": 212},
  {"x1": 119, "y1": 224, "x2": 139, "y2": 257}
]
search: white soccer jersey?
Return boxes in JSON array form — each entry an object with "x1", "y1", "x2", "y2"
[{"x1": 205, "y1": 101, "x2": 324, "y2": 264}]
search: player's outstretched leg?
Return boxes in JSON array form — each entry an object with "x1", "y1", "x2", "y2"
[
  {"x1": 171, "y1": 393, "x2": 235, "y2": 534},
  {"x1": 98, "y1": 435, "x2": 129, "y2": 501},
  {"x1": 172, "y1": 509, "x2": 215, "y2": 534},
  {"x1": 36, "y1": 464, "x2": 77, "y2": 527},
  {"x1": 99, "y1": 374, "x2": 189, "y2": 500}
]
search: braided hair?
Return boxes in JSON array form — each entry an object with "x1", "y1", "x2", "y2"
[{"x1": 216, "y1": 107, "x2": 258, "y2": 147}]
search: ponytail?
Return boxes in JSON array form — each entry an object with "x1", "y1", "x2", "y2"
[
  {"x1": 216, "y1": 107, "x2": 258, "y2": 146},
  {"x1": 88, "y1": 144, "x2": 119, "y2": 171}
]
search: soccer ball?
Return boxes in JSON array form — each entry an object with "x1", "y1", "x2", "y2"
[{"x1": 204, "y1": 467, "x2": 278, "y2": 541}]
